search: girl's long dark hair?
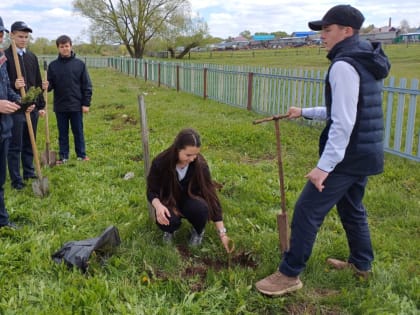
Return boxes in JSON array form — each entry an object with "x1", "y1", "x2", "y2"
[{"x1": 156, "y1": 128, "x2": 221, "y2": 219}]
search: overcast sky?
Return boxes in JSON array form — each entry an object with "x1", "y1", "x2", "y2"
[{"x1": 1, "y1": 1, "x2": 419, "y2": 42}]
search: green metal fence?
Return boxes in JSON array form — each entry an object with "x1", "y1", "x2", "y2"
[{"x1": 40, "y1": 56, "x2": 420, "y2": 162}]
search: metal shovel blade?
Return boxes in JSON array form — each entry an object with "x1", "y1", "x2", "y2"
[
  {"x1": 41, "y1": 150, "x2": 57, "y2": 167},
  {"x1": 32, "y1": 177, "x2": 49, "y2": 197},
  {"x1": 277, "y1": 212, "x2": 289, "y2": 253}
]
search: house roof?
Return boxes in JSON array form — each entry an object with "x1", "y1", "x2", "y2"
[
  {"x1": 372, "y1": 26, "x2": 397, "y2": 33},
  {"x1": 291, "y1": 31, "x2": 317, "y2": 37},
  {"x1": 252, "y1": 34, "x2": 275, "y2": 41},
  {"x1": 234, "y1": 36, "x2": 248, "y2": 42}
]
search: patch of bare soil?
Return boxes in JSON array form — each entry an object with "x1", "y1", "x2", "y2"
[{"x1": 176, "y1": 245, "x2": 258, "y2": 291}]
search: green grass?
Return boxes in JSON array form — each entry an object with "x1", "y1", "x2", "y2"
[
  {"x1": 0, "y1": 68, "x2": 419, "y2": 314},
  {"x1": 180, "y1": 43, "x2": 420, "y2": 80}
]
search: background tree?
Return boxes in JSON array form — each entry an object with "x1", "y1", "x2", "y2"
[
  {"x1": 29, "y1": 37, "x2": 57, "y2": 55},
  {"x1": 400, "y1": 19, "x2": 410, "y2": 33},
  {"x1": 240, "y1": 30, "x2": 252, "y2": 39},
  {"x1": 271, "y1": 31, "x2": 289, "y2": 38},
  {"x1": 161, "y1": 12, "x2": 210, "y2": 59},
  {"x1": 73, "y1": 0, "x2": 190, "y2": 58},
  {"x1": 361, "y1": 24, "x2": 375, "y2": 34}
]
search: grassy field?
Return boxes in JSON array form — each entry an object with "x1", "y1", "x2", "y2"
[{"x1": 0, "y1": 63, "x2": 419, "y2": 314}]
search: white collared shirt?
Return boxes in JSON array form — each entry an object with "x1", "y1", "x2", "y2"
[{"x1": 302, "y1": 61, "x2": 359, "y2": 172}]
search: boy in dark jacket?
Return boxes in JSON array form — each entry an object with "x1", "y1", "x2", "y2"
[
  {"x1": 5, "y1": 21, "x2": 45, "y2": 189},
  {"x1": 0, "y1": 17, "x2": 22, "y2": 229},
  {"x1": 44, "y1": 35, "x2": 92, "y2": 164}
]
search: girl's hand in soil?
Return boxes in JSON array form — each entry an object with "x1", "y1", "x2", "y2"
[{"x1": 220, "y1": 234, "x2": 235, "y2": 253}]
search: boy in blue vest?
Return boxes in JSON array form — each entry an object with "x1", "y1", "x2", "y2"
[{"x1": 256, "y1": 5, "x2": 390, "y2": 296}]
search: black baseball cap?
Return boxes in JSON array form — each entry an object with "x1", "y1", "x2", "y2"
[
  {"x1": 0, "y1": 17, "x2": 9, "y2": 33},
  {"x1": 11, "y1": 21, "x2": 32, "y2": 33},
  {"x1": 308, "y1": 5, "x2": 365, "y2": 31}
]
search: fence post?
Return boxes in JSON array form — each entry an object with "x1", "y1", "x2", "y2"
[
  {"x1": 158, "y1": 63, "x2": 161, "y2": 87},
  {"x1": 134, "y1": 59, "x2": 138, "y2": 78},
  {"x1": 176, "y1": 65, "x2": 180, "y2": 92},
  {"x1": 247, "y1": 72, "x2": 254, "y2": 111},
  {"x1": 203, "y1": 68, "x2": 208, "y2": 99},
  {"x1": 137, "y1": 94, "x2": 155, "y2": 221},
  {"x1": 144, "y1": 62, "x2": 148, "y2": 82}
]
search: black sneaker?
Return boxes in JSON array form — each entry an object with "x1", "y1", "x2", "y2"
[
  {"x1": 12, "y1": 182, "x2": 26, "y2": 190},
  {"x1": 24, "y1": 174, "x2": 38, "y2": 180},
  {"x1": 0, "y1": 222, "x2": 19, "y2": 230},
  {"x1": 189, "y1": 228, "x2": 204, "y2": 246}
]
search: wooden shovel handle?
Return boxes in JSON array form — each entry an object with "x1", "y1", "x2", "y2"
[
  {"x1": 43, "y1": 60, "x2": 51, "y2": 146},
  {"x1": 253, "y1": 114, "x2": 289, "y2": 125},
  {"x1": 11, "y1": 40, "x2": 25, "y2": 97},
  {"x1": 274, "y1": 119, "x2": 287, "y2": 214},
  {"x1": 253, "y1": 112, "x2": 290, "y2": 254},
  {"x1": 11, "y1": 39, "x2": 43, "y2": 179}
]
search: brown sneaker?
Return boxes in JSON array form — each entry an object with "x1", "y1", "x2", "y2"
[
  {"x1": 255, "y1": 271, "x2": 303, "y2": 296},
  {"x1": 326, "y1": 258, "x2": 371, "y2": 280},
  {"x1": 326, "y1": 258, "x2": 350, "y2": 269}
]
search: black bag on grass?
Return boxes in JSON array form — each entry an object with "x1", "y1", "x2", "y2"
[{"x1": 52, "y1": 225, "x2": 121, "y2": 273}]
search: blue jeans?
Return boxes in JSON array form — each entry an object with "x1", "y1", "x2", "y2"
[
  {"x1": 55, "y1": 111, "x2": 86, "y2": 159},
  {"x1": 0, "y1": 138, "x2": 10, "y2": 225},
  {"x1": 279, "y1": 172, "x2": 373, "y2": 276},
  {"x1": 8, "y1": 111, "x2": 38, "y2": 186}
]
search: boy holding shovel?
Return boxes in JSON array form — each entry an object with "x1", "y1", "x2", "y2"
[
  {"x1": 5, "y1": 21, "x2": 45, "y2": 190},
  {"x1": 256, "y1": 4, "x2": 390, "y2": 296}
]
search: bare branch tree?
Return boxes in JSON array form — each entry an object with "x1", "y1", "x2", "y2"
[{"x1": 73, "y1": 0, "x2": 190, "y2": 58}]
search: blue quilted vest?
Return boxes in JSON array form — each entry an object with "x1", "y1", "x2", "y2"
[{"x1": 319, "y1": 36, "x2": 390, "y2": 176}]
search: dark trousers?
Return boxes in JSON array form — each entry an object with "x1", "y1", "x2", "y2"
[
  {"x1": 0, "y1": 138, "x2": 10, "y2": 225},
  {"x1": 280, "y1": 172, "x2": 373, "y2": 277},
  {"x1": 55, "y1": 111, "x2": 86, "y2": 159},
  {"x1": 155, "y1": 198, "x2": 209, "y2": 234},
  {"x1": 8, "y1": 112, "x2": 38, "y2": 186}
]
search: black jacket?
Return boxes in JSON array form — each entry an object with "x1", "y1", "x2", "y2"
[
  {"x1": 47, "y1": 52, "x2": 92, "y2": 112},
  {"x1": 147, "y1": 154, "x2": 223, "y2": 222},
  {"x1": 320, "y1": 35, "x2": 391, "y2": 176},
  {"x1": 4, "y1": 47, "x2": 45, "y2": 111}
]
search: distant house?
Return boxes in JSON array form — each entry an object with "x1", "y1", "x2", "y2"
[
  {"x1": 373, "y1": 26, "x2": 397, "y2": 33},
  {"x1": 231, "y1": 36, "x2": 250, "y2": 49},
  {"x1": 233, "y1": 36, "x2": 248, "y2": 42},
  {"x1": 249, "y1": 40, "x2": 267, "y2": 49},
  {"x1": 252, "y1": 34, "x2": 275, "y2": 41},
  {"x1": 394, "y1": 32, "x2": 420, "y2": 43},
  {"x1": 360, "y1": 26, "x2": 400, "y2": 44},
  {"x1": 249, "y1": 35, "x2": 275, "y2": 49},
  {"x1": 291, "y1": 31, "x2": 317, "y2": 38},
  {"x1": 267, "y1": 37, "x2": 306, "y2": 48}
]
